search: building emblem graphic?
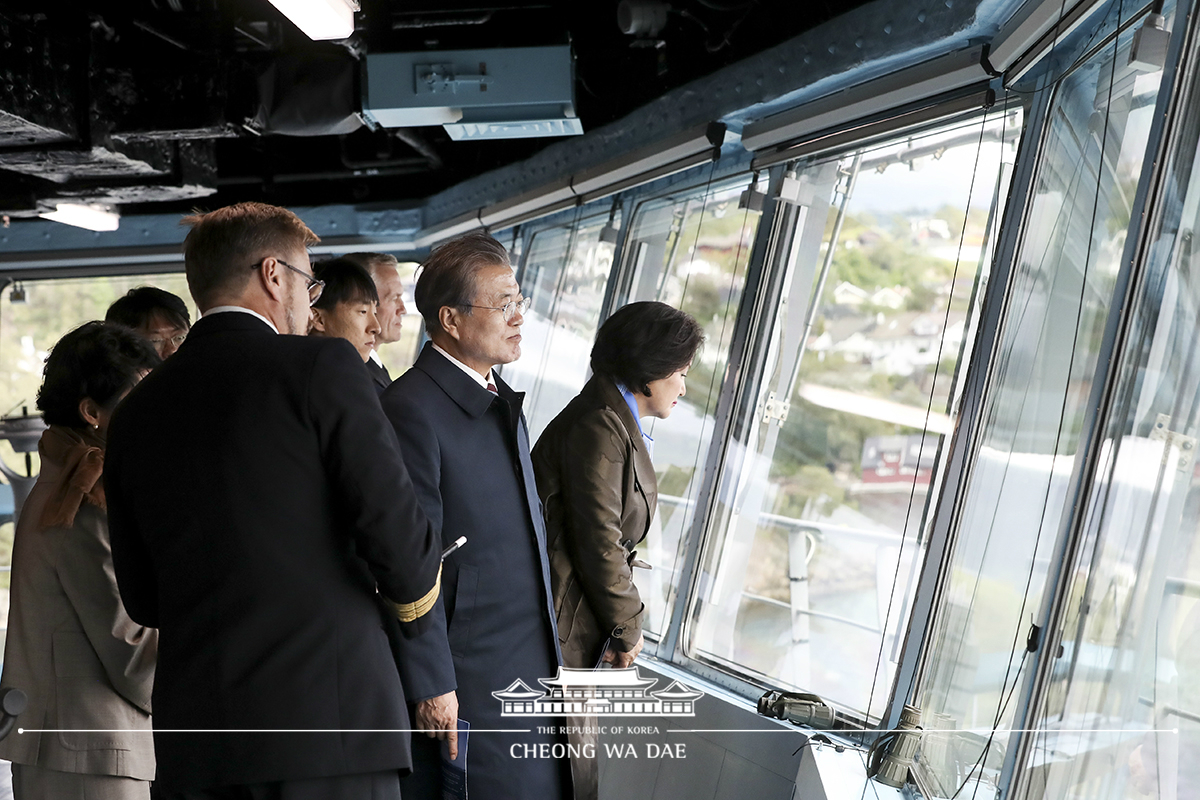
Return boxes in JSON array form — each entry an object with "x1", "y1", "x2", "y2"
[{"x1": 492, "y1": 667, "x2": 705, "y2": 717}]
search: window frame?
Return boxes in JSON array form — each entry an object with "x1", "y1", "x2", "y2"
[
  {"x1": 646, "y1": 104, "x2": 1031, "y2": 727},
  {"x1": 497, "y1": 207, "x2": 623, "y2": 438},
  {"x1": 884, "y1": 91, "x2": 1049, "y2": 734},
  {"x1": 606, "y1": 166, "x2": 778, "y2": 664},
  {"x1": 502, "y1": 70, "x2": 1163, "y2": 749},
  {"x1": 994, "y1": 2, "x2": 1200, "y2": 792},
  {"x1": 504, "y1": 98, "x2": 1046, "y2": 730}
]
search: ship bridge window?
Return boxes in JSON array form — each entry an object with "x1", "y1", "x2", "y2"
[
  {"x1": 685, "y1": 109, "x2": 1022, "y2": 722},
  {"x1": 0, "y1": 272, "x2": 192, "y2": 434},
  {"x1": 620, "y1": 176, "x2": 764, "y2": 639},
  {"x1": 1023, "y1": 49, "x2": 1200, "y2": 797},
  {"x1": 912, "y1": 9, "x2": 1173, "y2": 796},
  {"x1": 499, "y1": 214, "x2": 618, "y2": 440},
  {"x1": 0, "y1": 271, "x2": 194, "y2": 640}
]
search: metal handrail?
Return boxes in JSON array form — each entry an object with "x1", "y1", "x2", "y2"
[
  {"x1": 741, "y1": 591, "x2": 884, "y2": 634},
  {"x1": 656, "y1": 493, "x2": 896, "y2": 637},
  {"x1": 1165, "y1": 575, "x2": 1200, "y2": 598},
  {"x1": 657, "y1": 492, "x2": 909, "y2": 546}
]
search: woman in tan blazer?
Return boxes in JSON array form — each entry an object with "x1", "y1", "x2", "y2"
[
  {"x1": 0, "y1": 322, "x2": 160, "y2": 800},
  {"x1": 532, "y1": 302, "x2": 704, "y2": 670}
]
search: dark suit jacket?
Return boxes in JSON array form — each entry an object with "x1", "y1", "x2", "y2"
[
  {"x1": 366, "y1": 354, "x2": 392, "y2": 394},
  {"x1": 105, "y1": 311, "x2": 442, "y2": 794},
  {"x1": 532, "y1": 375, "x2": 657, "y2": 668},
  {"x1": 380, "y1": 343, "x2": 565, "y2": 800}
]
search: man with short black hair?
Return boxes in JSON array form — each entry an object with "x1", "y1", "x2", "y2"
[
  {"x1": 106, "y1": 201, "x2": 443, "y2": 800},
  {"x1": 310, "y1": 257, "x2": 382, "y2": 363},
  {"x1": 344, "y1": 252, "x2": 406, "y2": 391},
  {"x1": 380, "y1": 230, "x2": 568, "y2": 800},
  {"x1": 105, "y1": 285, "x2": 192, "y2": 358}
]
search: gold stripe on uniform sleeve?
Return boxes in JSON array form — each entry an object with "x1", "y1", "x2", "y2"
[{"x1": 388, "y1": 564, "x2": 442, "y2": 623}]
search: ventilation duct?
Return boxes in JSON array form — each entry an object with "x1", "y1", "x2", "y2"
[
  {"x1": 362, "y1": 45, "x2": 583, "y2": 140},
  {"x1": 253, "y1": 50, "x2": 363, "y2": 136},
  {"x1": 413, "y1": 122, "x2": 725, "y2": 246}
]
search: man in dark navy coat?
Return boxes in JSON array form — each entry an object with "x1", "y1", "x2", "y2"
[
  {"x1": 106, "y1": 202, "x2": 443, "y2": 800},
  {"x1": 381, "y1": 231, "x2": 568, "y2": 800}
]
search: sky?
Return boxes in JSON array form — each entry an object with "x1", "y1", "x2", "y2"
[{"x1": 850, "y1": 128, "x2": 1014, "y2": 216}]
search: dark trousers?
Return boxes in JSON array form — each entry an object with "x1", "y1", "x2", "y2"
[{"x1": 163, "y1": 771, "x2": 402, "y2": 800}]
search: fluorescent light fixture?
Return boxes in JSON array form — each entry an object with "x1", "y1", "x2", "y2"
[
  {"x1": 39, "y1": 203, "x2": 120, "y2": 232},
  {"x1": 266, "y1": 0, "x2": 356, "y2": 41},
  {"x1": 478, "y1": 178, "x2": 577, "y2": 229},
  {"x1": 749, "y1": 89, "x2": 995, "y2": 171},
  {"x1": 412, "y1": 210, "x2": 485, "y2": 249},
  {"x1": 575, "y1": 149, "x2": 717, "y2": 204},
  {"x1": 1002, "y1": 0, "x2": 1109, "y2": 83},
  {"x1": 570, "y1": 123, "x2": 726, "y2": 197},
  {"x1": 414, "y1": 123, "x2": 726, "y2": 246},
  {"x1": 741, "y1": 47, "x2": 988, "y2": 154},
  {"x1": 988, "y1": 0, "x2": 1104, "y2": 75},
  {"x1": 486, "y1": 198, "x2": 579, "y2": 232},
  {"x1": 445, "y1": 118, "x2": 585, "y2": 141}
]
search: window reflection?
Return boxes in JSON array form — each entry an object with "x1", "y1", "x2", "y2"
[
  {"x1": 914, "y1": 14, "x2": 1166, "y2": 797},
  {"x1": 1015, "y1": 8, "x2": 1200, "y2": 800},
  {"x1": 621, "y1": 178, "x2": 762, "y2": 639},
  {"x1": 499, "y1": 216, "x2": 616, "y2": 440},
  {"x1": 0, "y1": 272, "x2": 195, "y2": 662},
  {"x1": 0, "y1": 272, "x2": 193, "y2": 442},
  {"x1": 686, "y1": 112, "x2": 1019, "y2": 721}
]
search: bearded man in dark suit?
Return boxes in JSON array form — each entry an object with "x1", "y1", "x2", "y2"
[
  {"x1": 105, "y1": 202, "x2": 443, "y2": 800},
  {"x1": 380, "y1": 230, "x2": 569, "y2": 800}
]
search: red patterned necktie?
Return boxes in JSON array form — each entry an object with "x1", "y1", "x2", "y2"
[{"x1": 487, "y1": 382, "x2": 498, "y2": 395}]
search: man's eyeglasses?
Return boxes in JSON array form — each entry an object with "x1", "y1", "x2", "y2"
[
  {"x1": 250, "y1": 258, "x2": 325, "y2": 306},
  {"x1": 148, "y1": 333, "x2": 187, "y2": 350},
  {"x1": 463, "y1": 296, "x2": 531, "y2": 322}
]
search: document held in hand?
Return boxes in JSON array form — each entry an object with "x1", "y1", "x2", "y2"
[{"x1": 441, "y1": 718, "x2": 469, "y2": 800}]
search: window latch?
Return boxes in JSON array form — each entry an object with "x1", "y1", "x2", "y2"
[
  {"x1": 1149, "y1": 413, "x2": 1196, "y2": 472},
  {"x1": 1027, "y1": 622, "x2": 1042, "y2": 653},
  {"x1": 763, "y1": 391, "x2": 790, "y2": 423}
]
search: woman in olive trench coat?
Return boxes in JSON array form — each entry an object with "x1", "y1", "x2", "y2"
[{"x1": 532, "y1": 301, "x2": 704, "y2": 800}]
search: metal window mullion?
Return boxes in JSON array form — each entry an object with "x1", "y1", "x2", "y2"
[
  {"x1": 598, "y1": 192, "x2": 643, "y2": 319},
  {"x1": 595, "y1": 196, "x2": 634, "y2": 324},
  {"x1": 883, "y1": 88, "x2": 1054, "y2": 732},
  {"x1": 1001, "y1": 2, "x2": 1200, "y2": 796},
  {"x1": 658, "y1": 166, "x2": 794, "y2": 663}
]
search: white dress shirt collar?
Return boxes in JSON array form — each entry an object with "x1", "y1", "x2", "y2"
[
  {"x1": 368, "y1": 349, "x2": 384, "y2": 368},
  {"x1": 431, "y1": 342, "x2": 493, "y2": 389},
  {"x1": 204, "y1": 305, "x2": 280, "y2": 334}
]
